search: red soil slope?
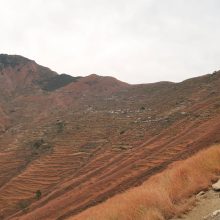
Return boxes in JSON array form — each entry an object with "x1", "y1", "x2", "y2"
[
  {"x1": 70, "y1": 145, "x2": 220, "y2": 220},
  {"x1": 0, "y1": 54, "x2": 220, "y2": 219}
]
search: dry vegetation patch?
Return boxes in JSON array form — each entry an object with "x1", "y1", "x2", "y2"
[{"x1": 71, "y1": 145, "x2": 220, "y2": 220}]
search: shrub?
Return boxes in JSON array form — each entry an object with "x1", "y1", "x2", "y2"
[
  {"x1": 35, "y1": 190, "x2": 42, "y2": 200},
  {"x1": 18, "y1": 200, "x2": 30, "y2": 211}
]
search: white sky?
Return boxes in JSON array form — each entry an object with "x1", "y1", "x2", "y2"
[{"x1": 0, "y1": 0, "x2": 220, "y2": 84}]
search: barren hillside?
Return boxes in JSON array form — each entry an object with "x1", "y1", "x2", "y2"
[{"x1": 0, "y1": 54, "x2": 220, "y2": 219}]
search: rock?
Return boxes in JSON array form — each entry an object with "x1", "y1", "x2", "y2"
[
  {"x1": 212, "y1": 210, "x2": 220, "y2": 216},
  {"x1": 196, "y1": 191, "x2": 205, "y2": 198},
  {"x1": 204, "y1": 209, "x2": 220, "y2": 220},
  {"x1": 212, "y1": 179, "x2": 220, "y2": 191},
  {"x1": 119, "y1": 145, "x2": 133, "y2": 150}
]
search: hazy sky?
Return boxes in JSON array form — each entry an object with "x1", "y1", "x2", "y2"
[{"x1": 0, "y1": 0, "x2": 220, "y2": 84}]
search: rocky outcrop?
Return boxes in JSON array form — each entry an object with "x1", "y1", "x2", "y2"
[
  {"x1": 212, "y1": 179, "x2": 220, "y2": 191},
  {"x1": 204, "y1": 210, "x2": 220, "y2": 220}
]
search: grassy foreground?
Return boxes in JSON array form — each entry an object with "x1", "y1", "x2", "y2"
[{"x1": 71, "y1": 145, "x2": 220, "y2": 220}]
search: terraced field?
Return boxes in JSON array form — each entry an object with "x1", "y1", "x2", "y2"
[{"x1": 0, "y1": 55, "x2": 220, "y2": 219}]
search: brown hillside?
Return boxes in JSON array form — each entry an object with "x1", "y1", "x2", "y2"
[{"x1": 0, "y1": 54, "x2": 220, "y2": 219}]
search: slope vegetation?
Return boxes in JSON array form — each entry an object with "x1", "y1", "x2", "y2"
[{"x1": 69, "y1": 145, "x2": 220, "y2": 220}]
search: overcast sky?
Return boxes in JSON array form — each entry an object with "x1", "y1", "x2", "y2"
[{"x1": 0, "y1": 0, "x2": 220, "y2": 84}]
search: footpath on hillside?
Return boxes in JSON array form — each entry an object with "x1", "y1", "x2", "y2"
[{"x1": 173, "y1": 180, "x2": 220, "y2": 220}]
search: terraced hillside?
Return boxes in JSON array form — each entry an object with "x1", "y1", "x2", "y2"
[{"x1": 0, "y1": 54, "x2": 220, "y2": 219}]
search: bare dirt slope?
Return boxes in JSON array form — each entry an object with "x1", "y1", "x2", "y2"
[{"x1": 0, "y1": 54, "x2": 220, "y2": 219}]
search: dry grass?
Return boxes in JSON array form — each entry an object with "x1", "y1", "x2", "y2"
[{"x1": 70, "y1": 145, "x2": 220, "y2": 220}]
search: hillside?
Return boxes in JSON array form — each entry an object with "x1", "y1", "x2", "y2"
[
  {"x1": 0, "y1": 54, "x2": 220, "y2": 219},
  {"x1": 69, "y1": 145, "x2": 220, "y2": 220}
]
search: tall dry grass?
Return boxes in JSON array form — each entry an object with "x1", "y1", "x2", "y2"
[{"x1": 70, "y1": 145, "x2": 220, "y2": 220}]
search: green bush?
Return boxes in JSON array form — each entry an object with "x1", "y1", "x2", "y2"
[{"x1": 35, "y1": 190, "x2": 42, "y2": 200}]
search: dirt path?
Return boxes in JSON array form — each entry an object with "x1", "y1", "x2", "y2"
[{"x1": 173, "y1": 190, "x2": 220, "y2": 220}]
